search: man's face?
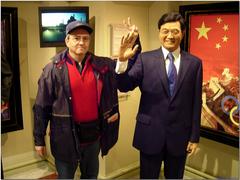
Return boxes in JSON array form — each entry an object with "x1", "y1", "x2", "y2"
[
  {"x1": 65, "y1": 28, "x2": 90, "y2": 56},
  {"x1": 159, "y1": 21, "x2": 184, "y2": 52}
]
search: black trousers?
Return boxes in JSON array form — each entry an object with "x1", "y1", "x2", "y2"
[{"x1": 140, "y1": 148, "x2": 187, "y2": 179}]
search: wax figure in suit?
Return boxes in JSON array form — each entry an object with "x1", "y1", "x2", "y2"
[{"x1": 116, "y1": 12, "x2": 203, "y2": 179}]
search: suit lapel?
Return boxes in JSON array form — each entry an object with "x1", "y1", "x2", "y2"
[
  {"x1": 156, "y1": 48, "x2": 171, "y2": 97},
  {"x1": 171, "y1": 51, "x2": 192, "y2": 100}
]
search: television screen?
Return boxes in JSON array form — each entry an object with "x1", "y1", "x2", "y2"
[{"x1": 39, "y1": 6, "x2": 89, "y2": 47}]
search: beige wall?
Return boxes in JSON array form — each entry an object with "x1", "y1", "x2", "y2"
[{"x1": 1, "y1": 1, "x2": 238, "y2": 179}]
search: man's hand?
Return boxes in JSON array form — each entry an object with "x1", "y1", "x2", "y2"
[
  {"x1": 119, "y1": 17, "x2": 139, "y2": 62},
  {"x1": 186, "y1": 142, "x2": 199, "y2": 156},
  {"x1": 35, "y1": 146, "x2": 47, "y2": 157},
  {"x1": 122, "y1": 17, "x2": 137, "y2": 32}
]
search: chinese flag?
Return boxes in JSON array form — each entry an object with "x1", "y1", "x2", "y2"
[{"x1": 189, "y1": 14, "x2": 239, "y2": 82}]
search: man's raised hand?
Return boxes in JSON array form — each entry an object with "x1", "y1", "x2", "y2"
[{"x1": 119, "y1": 17, "x2": 139, "y2": 62}]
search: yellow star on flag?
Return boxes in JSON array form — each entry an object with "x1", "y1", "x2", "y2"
[
  {"x1": 215, "y1": 43, "x2": 221, "y2": 50},
  {"x1": 217, "y1": 17, "x2": 222, "y2": 24},
  {"x1": 195, "y1": 22, "x2": 212, "y2": 40},
  {"x1": 222, "y1": 35, "x2": 228, "y2": 42},
  {"x1": 223, "y1": 24, "x2": 229, "y2": 31}
]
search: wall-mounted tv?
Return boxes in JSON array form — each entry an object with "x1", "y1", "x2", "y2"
[{"x1": 39, "y1": 6, "x2": 89, "y2": 47}]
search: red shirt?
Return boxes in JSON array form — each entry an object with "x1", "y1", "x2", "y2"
[{"x1": 67, "y1": 54, "x2": 98, "y2": 123}]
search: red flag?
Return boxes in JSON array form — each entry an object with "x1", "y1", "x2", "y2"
[{"x1": 189, "y1": 13, "x2": 239, "y2": 82}]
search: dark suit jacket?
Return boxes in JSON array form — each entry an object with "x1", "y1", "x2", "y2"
[{"x1": 117, "y1": 47, "x2": 203, "y2": 156}]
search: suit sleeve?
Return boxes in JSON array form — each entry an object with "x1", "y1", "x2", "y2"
[
  {"x1": 116, "y1": 52, "x2": 144, "y2": 92},
  {"x1": 190, "y1": 60, "x2": 203, "y2": 142},
  {"x1": 33, "y1": 63, "x2": 54, "y2": 146}
]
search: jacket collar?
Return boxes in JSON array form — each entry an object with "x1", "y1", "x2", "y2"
[
  {"x1": 51, "y1": 49, "x2": 68, "y2": 64},
  {"x1": 52, "y1": 48, "x2": 110, "y2": 75},
  {"x1": 51, "y1": 49, "x2": 92, "y2": 65}
]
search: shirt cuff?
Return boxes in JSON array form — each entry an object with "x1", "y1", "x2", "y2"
[{"x1": 115, "y1": 60, "x2": 128, "y2": 74}]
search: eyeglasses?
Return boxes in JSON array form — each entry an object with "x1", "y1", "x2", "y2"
[
  {"x1": 70, "y1": 35, "x2": 90, "y2": 43},
  {"x1": 160, "y1": 28, "x2": 181, "y2": 36}
]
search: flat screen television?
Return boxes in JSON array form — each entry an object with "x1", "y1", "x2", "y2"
[{"x1": 39, "y1": 6, "x2": 89, "y2": 47}]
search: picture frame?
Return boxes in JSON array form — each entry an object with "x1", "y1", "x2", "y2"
[
  {"x1": 1, "y1": 7, "x2": 23, "y2": 133},
  {"x1": 179, "y1": 2, "x2": 239, "y2": 147},
  {"x1": 38, "y1": 6, "x2": 89, "y2": 47},
  {"x1": 110, "y1": 23, "x2": 129, "y2": 58},
  {"x1": 110, "y1": 23, "x2": 131, "y2": 101}
]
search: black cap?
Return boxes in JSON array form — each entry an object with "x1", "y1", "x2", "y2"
[{"x1": 66, "y1": 21, "x2": 93, "y2": 35}]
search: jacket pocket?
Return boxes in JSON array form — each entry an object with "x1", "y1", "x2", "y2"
[{"x1": 136, "y1": 114, "x2": 151, "y2": 125}]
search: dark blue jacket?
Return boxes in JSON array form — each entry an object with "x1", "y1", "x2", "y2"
[{"x1": 33, "y1": 49, "x2": 120, "y2": 163}]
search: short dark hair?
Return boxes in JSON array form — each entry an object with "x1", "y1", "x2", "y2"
[{"x1": 158, "y1": 12, "x2": 186, "y2": 31}]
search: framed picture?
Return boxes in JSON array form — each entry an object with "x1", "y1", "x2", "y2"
[
  {"x1": 110, "y1": 23, "x2": 129, "y2": 58},
  {"x1": 179, "y1": 2, "x2": 239, "y2": 147},
  {"x1": 110, "y1": 23, "x2": 131, "y2": 101},
  {"x1": 38, "y1": 6, "x2": 89, "y2": 47},
  {"x1": 1, "y1": 7, "x2": 23, "y2": 133}
]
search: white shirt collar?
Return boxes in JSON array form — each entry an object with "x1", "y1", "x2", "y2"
[{"x1": 161, "y1": 46, "x2": 180, "y2": 60}]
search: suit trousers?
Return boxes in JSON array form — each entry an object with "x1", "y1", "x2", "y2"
[{"x1": 140, "y1": 146, "x2": 187, "y2": 179}]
